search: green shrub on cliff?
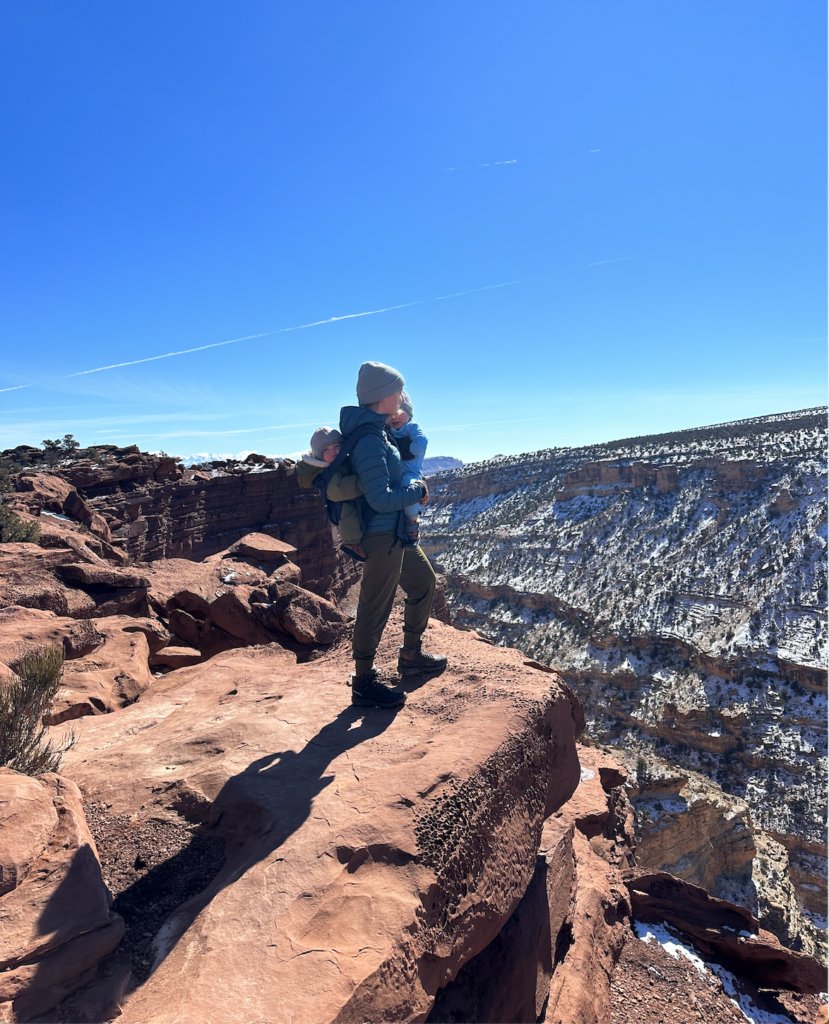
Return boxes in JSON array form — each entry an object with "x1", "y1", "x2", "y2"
[
  {"x1": 0, "y1": 504, "x2": 41, "y2": 544},
  {"x1": 0, "y1": 648, "x2": 74, "y2": 775}
]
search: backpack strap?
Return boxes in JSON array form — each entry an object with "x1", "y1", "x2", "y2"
[{"x1": 311, "y1": 422, "x2": 386, "y2": 525}]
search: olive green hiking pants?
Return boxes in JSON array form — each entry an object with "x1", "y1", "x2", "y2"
[{"x1": 352, "y1": 531, "x2": 436, "y2": 670}]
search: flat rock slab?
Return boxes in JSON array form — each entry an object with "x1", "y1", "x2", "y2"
[
  {"x1": 55, "y1": 563, "x2": 150, "y2": 589},
  {"x1": 228, "y1": 532, "x2": 298, "y2": 563},
  {"x1": 62, "y1": 616, "x2": 582, "y2": 1024}
]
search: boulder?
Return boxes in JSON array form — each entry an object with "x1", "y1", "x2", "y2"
[
  {"x1": 60, "y1": 615, "x2": 583, "y2": 1024},
  {"x1": 270, "y1": 559, "x2": 302, "y2": 585},
  {"x1": 14, "y1": 473, "x2": 74, "y2": 512},
  {"x1": 0, "y1": 769, "x2": 124, "y2": 1022},
  {"x1": 141, "y1": 555, "x2": 271, "y2": 617},
  {"x1": 203, "y1": 587, "x2": 278, "y2": 648},
  {"x1": 263, "y1": 580, "x2": 348, "y2": 645},
  {"x1": 228, "y1": 533, "x2": 298, "y2": 564},
  {"x1": 148, "y1": 646, "x2": 204, "y2": 669}
]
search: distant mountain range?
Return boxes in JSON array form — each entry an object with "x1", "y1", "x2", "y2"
[{"x1": 423, "y1": 456, "x2": 463, "y2": 475}]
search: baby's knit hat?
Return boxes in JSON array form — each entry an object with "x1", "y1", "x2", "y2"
[
  {"x1": 356, "y1": 361, "x2": 405, "y2": 405},
  {"x1": 399, "y1": 390, "x2": 413, "y2": 418},
  {"x1": 310, "y1": 427, "x2": 343, "y2": 460}
]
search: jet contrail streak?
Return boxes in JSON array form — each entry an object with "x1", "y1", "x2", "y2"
[
  {"x1": 3, "y1": 257, "x2": 632, "y2": 387},
  {"x1": 63, "y1": 330, "x2": 281, "y2": 377}
]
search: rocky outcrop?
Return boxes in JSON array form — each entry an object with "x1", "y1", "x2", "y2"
[
  {"x1": 0, "y1": 769, "x2": 123, "y2": 1022},
  {"x1": 628, "y1": 871, "x2": 827, "y2": 993},
  {"x1": 10, "y1": 453, "x2": 359, "y2": 599},
  {"x1": 59, "y1": 616, "x2": 583, "y2": 1024}
]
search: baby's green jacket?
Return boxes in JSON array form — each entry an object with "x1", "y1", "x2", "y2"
[{"x1": 295, "y1": 455, "x2": 363, "y2": 546}]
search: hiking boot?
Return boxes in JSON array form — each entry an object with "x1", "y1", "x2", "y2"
[
  {"x1": 350, "y1": 668, "x2": 407, "y2": 709},
  {"x1": 397, "y1": 643, "x2": 448, "y2": 676}
]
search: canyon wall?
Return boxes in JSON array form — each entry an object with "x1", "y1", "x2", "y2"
[
  {"x1": 8, "y1": 448, "x2": 357, "y2": 595},
  {"x1": 422, "y1": 408, "x2": 828, "y2": 957}
]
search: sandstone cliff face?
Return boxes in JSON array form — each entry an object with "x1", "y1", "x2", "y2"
[
  {"x1": 9, "y1": 451, "x2": 357, "y2": 597},
  {"x1": 422, "y1": 408, "x2": 828, "y2": 956}
]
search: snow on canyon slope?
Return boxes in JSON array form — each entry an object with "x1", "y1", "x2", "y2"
[{"x1": 420, "y1": 407, "x2": 828, "y2": 953}]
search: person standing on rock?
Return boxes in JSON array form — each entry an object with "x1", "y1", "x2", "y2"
[{"x1": 340, "y1": 361, "x2": 447, "y2": 709}]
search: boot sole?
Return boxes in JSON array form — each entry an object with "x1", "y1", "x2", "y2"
[
  {"x1": 397, "y1": 661, "x2": 447, "y2": 677},
  {"x1": 352, "y1": 693, "x2": 406, "y2": 709}
]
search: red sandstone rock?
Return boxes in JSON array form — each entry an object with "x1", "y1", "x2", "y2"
[
  {"x1": 0, "y1": 544, "x2": 97, "y2": 619},
  {"x1": 270, "y1": 559, "x2": 302, "y2": 585},
  {"x1": 141, "y1": 554, "x2": 271, "y2": 616},
  {"x1": 263, "y1": 580, "x2": 348, "y2": 645},
  {"x1": 55, "y1": 563, "x2": 150, "y2": 589},
  {"x1": 627, "y1": 872, "x2": 827, "y2": 994},
  {"x1": 89, "y1": 586, "x2": 149, "y2": 618},
  {"x1": 0, "y1": 607, "x2": 88, "y2": 670},
  {"x1": 0, "y1": 769, "x2": 124, "y2": 1021},
  {"x1": 58, "y1": 616, "x2": 582, "y2": 1024},
  {"x1": 0, "y1": 612, "x2": 165, "y2": 725},
  {"x1": 541, "y1": 747, "x2": 635, "y2": 1023},
  {"x1": 14, "y1": 473, "x2": 75, "y2": 511},
  {"x1": 148, "y1": 645, "x2": 204, "y2": 669},
  {"x1": 228, "y1": 532, "x2": 298, "y2": 563},
  {"x1": 62, "y1": 620, "x2": 106, "y2": 659}
]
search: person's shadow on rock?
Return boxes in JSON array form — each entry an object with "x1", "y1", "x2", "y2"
[{"x1": 119, "y1": 703, "x2": 402, "y2": 988}]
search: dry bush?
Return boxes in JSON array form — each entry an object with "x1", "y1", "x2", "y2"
[{"x1": 0, "y1": 648, "x2": 75, "y2": 775}]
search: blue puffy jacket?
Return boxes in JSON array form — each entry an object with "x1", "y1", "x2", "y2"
[{"x1": 339, "y1": 406, "x2": 425, "y2": 534}]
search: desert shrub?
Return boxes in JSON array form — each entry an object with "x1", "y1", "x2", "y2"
[
  {"x1": 0, "y1": 504, "x2": 41, "y2": 544},
  {"x1": 0, "y1": 648, "x2": 75, "y2": 775}
]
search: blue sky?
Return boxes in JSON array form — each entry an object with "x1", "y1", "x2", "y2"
[{"x1": 1, "y1": 1, "x2": 825, "y2": 463}]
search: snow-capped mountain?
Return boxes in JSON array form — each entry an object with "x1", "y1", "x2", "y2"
[
  {"x1": 173, "y1": 451, "x2": 280, "y2": 467},
  {"x1": 423, "y1": 456, "x2": 463, "y2": 476}
]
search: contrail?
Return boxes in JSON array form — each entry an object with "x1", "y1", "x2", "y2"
[
  {"x1": 584, "y1": 256, "x2": 631, "y2": 268},
  {"x1": 2, "y1": 257, "x2": 632, "y2": 388}
]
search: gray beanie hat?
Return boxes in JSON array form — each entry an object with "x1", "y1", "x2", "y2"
[
  {"x1": 310, "y1": 426, "x2": 343, "y2": 459},
  {"x1": 399, "y1": 390, "x2": 413, "y2": 418},
  {"x1": 356, "y1": 361, "x2": 405, "y2": 406}
]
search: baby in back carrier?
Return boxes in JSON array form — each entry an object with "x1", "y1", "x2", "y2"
[
  {"x1": 295, "y1": 426, "x2": 367, "y2": 560},
  {"x1": 389, "y1": 390, "x2": 428, "y2": 544}
]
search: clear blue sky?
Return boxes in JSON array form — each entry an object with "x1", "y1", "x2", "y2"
[{"x1": 1, "y1": 2, "x2": 825, "y2": 462}]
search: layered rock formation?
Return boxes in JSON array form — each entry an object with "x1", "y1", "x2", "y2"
[
  {"x1": 0, "y1": 430, "x2": 826, "y2": 1022},
  {"x1": 5, "y1": 446, "x2": 357, "y2": 595},
  {"x1": 422, "y1": 408, "x2": 828, "y2": 956}
]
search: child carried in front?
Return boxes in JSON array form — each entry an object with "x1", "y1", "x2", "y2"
[
  {"x1": 389, "y1": 390, "x2": 428, "y2": 544},
  {"x1": 295, "y1": 426, "x2": 366, "y2": 560}
]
